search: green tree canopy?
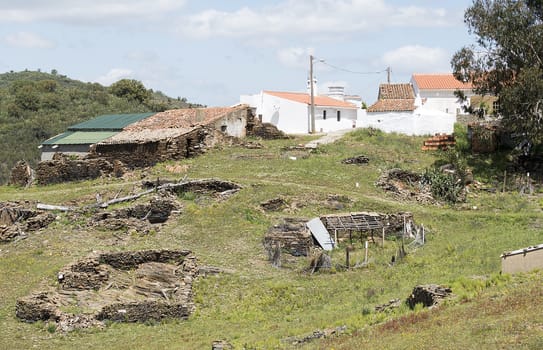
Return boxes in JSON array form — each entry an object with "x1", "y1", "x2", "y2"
[
  {"x1": 451, "y1": 0, "x2": 543, "y2": 144},
  {"x1": 109, "y1": 79, "x2": 151, "y2": 104}
]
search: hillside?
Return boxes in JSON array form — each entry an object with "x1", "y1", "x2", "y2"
[
  {"x1": 0, "y1": 70, "x2": 203, "y2": 184},
  {"x1": 1, "y1": 129, "x2": 542, "y2": 349}
]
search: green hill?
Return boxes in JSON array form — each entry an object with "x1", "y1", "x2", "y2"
[
  {"x1": 1, "y1": 129, "x2": 542, "y2": 349},
  {"x1": 0, "y1": 70, "x2": 203, "y2": 184}
]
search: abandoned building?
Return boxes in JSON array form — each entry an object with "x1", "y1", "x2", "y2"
[
  {"x1": 28, "y1": 105, "x2": 269, "y2": 184},
  {"x1": 40, "y1": 113, "x2": 155, "y2": 161},
  {"x1": 40, "y1": 105, "x2": 253, "y2": 162},
  {"x1": 89, "y1": 105, "x2": 251, "y2": 168}
]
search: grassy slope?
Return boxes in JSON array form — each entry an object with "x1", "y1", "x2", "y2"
[{"x1": 1, "y1": 129, "x2": 542, "y2": 349}]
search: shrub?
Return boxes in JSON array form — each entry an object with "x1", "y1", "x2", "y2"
[{"x1": 422, "y1": 169, "x2": 466, "y2": 204}]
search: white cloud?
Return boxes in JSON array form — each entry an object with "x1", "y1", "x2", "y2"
[
  {"x1": 0, "y1": 0, "x2": 186, "y2": 23},
  {"x1": 4, "y1": 32, "x2": 55, "y2": 48},
  {"x1": 381, "y1": 45, "x2": 450, "y2": 74},
  {"x1": 277, "y1": 47, "x2": 314, "y2": 68},
  {"x1": 177, "y1": 0, "x2": 449, "y2": 39},
  {"x1": 95, "y1": 68, "x2": 134, "y2": 86}
]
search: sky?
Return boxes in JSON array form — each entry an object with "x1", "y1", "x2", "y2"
[{"x1": 0, "y1": 0, "x2": 476, "y2": 107}]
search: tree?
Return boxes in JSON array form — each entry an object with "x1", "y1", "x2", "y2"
[
  {"x1": 109, "y1": 79, "x2": 151, "y2": 104},
  {"x1": 451, "y1": 0, "x2": 543, "y2": 144}
]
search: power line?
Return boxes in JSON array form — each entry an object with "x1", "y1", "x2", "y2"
[{"x1": 315, "y1": 57, "x2": 387, "y2": 75}]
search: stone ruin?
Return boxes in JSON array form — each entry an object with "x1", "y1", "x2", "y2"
[
  {"x1": 36, "y1": 153, "x2": 125, "y2": 185},
  {"x1": 263, "y1": 218, "x2": 315, "y2": 258},
  {"x1": 406, "y1": 284, "x2": 453, "y2": 309},
  {"x1": 8, "y1": 160, "x2": 35, "y2": 187},
  {"x1": 90, "y1": 197, "x2": 180, "y2": 234},
  {"x1": 16, "y1": 249, "x2": 198, "y2": 331},
  {"x1": 246, "y1": 121, "x2": 288, "y2": 140},
  {"x1": 260, "y1": 197, "x2": 288, "y2": 212},
  {"x1": 0, "y1": 201, "x2": 55, "y2": 242}
]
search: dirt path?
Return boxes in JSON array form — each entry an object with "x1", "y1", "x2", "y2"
[{"x1": 304, "y1": 128, "x2": 354, "y2": 148}]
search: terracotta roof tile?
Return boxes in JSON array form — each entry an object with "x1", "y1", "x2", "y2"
[
  {"x1": 367, "y1": 99, "x2": 416, "y2": 112},
  {"x1": 264, "y1": 91, "x2": 357, "y2": 109},
  {"x1": 412, "y1": 73, "x2": 473, "y2": 90},
  {"x1": 367, "y1": 83, "x2": 416, "y2": 112},
  {"x1": 102, "y1": 105, "x2": 248, "y2": 143},
  {"x1": 378, "y1": 83, "x2": 414, "y2": 99},
  {"x1": 124, "y1": 105, "x2": 247, "y2": 131}
]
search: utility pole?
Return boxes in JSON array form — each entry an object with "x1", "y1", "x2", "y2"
[
  {"x1": 386, "y1": 66, "x2": 391, "y2": 84},
  {"x1": 309, "y1": 55, "x2": 316, "y2": 133}
]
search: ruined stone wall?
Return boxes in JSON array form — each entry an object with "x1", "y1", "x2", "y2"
[
  {"x1": 8, "y1": 160, "x2": 34, "y2": 187},
  {"x1": 245, "y1": 108, "x2": 288, "y2": 139},
  {"x1": 35, "y1": 155, "x2": 120, "y2": 185},
  {"x1": 1, "y1": 202, "x2": 55, "y2": 242},
  {"x1": 17, "y1": 249, "x2": 198, "y2": 328},
  {"x1": 92, "y1": 127, "x2": 209, "y2": 168},
  {"x1": 264, "y1": 218, "x2": 314, "y2": 257},
  {"x1": 97, "y1": 249, "x2": 191, "y2": 270}
]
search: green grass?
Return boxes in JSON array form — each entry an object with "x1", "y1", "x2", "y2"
[{"x1": 1, "y1": 129, "x2": 542, "y2": 349}]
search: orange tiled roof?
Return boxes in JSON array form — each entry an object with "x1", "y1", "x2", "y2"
[
  {"x1": 264, "y1": 91, "x2": 357, "y2": 109},
  {"x1": 412, "y1": 73, "x2": 473, "y2": 90},
  {"x1": 378, "y1": 83, "x2": 414, "y2": 99},
  {"x1": 367, "y1": 83, "x2": 416, "y2": 112},
  {"x1": 367, "y1": 99, "x2": 416, "y2": 112},
  {"x1": 124, "y1": 105, "x2": 247, "y2": 131}
]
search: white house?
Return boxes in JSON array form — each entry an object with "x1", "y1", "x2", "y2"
[
  {"x1": 411, "y1": 73, "x2": 474, "y2": 115},
  {"x1": 364, "y1": 83, "x2": 456, "y2": 135},
  {"x1": 240, "y1": 84, "x2": 360, "y2": 134}
]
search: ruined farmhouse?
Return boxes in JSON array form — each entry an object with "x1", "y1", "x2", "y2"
[{"x1": 29, "y1": 104, "x2": 281, "y2": 185}]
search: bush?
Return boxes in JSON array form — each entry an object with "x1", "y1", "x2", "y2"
[{"x1": 422, "y1": 169, "x2": 466, "y2": 204}]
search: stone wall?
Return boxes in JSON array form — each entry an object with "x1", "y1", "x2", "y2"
[
  {"x1": 1, "y1": 202, "x2": 55, "y2": 242},
  {"x1": 17, "y1": 249, "x2": 198, "y2": 329},
  {"x1": 35, "y1": 154, "x2": 123, "y2": 185},
  {"x1": 264, "y1": 218, "x2": 314, "y2": 257},
  {"x1": 92, "y1": 127, "x2": 209, "y2": 168}
]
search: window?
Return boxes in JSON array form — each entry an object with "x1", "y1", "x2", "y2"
[
  {"x1": 323, "y1": 110, "x2": 327, "y2": 120},
  {"x1": 337, "y1": 110, "x2": 341, "y2": 121}
]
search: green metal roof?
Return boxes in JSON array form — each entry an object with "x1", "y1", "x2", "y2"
[
  {"x1": 42, "y1": 131, "x2": 118, "y2": 145},
  {"x1": 68, "y1": 112, "x2": 155, "y2": 131}
]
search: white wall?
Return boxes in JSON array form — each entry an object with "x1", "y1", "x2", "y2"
[
  {"x1": 241, "y1": 92, "x2": 359, "y2": 134},
  {"x1": 315, "y1": 106, "x2": 358, "y2": 132},
  {"x1": 417, "y1": 93, "x2": 469, "y2": 115},
  {"x1": 361, "y1": 109, "x2": 456, "y2": 136},
  {"x1": 212, "y1": 108, "x2": 248, "y2": 138}
]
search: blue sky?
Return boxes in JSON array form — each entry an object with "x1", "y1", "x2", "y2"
[{"x1": 0, "y1": 0, "x2": 475, "y2": 106}]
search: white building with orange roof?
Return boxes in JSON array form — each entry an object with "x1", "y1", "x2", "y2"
[
  {"x1": 364, "y1": 82, "x2": 457, "y2": 136},
  {"x1": 411, "y1": 73, "x2": 474, "y2": 115},
  {"x1": 240, "y1": 83, "x2": 360, "y2": 134}
]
